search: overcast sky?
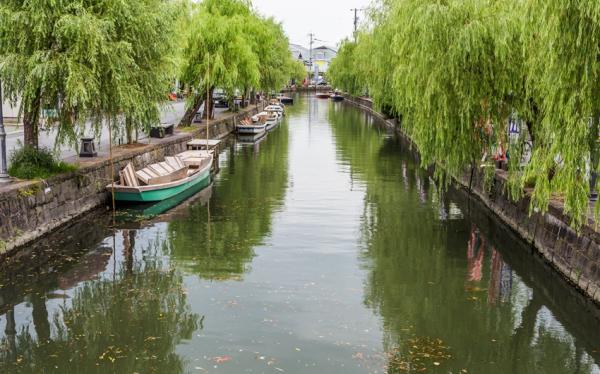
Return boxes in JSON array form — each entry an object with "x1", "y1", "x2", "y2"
[{"x1": 251, "y1": 0, "x2": 373, "y2": 48}]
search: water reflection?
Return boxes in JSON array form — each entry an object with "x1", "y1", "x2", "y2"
[
  {"x1": 0, "y1": 225, "x2": 197, "y2": 373},
  {"x1": 167, "y1": 121, "x2": 289, "y2": 280},
  {"x1": 328, "y1": 104, "x2": 600, "y2": 373},
  {"x1": 0, "y1": 95, "x2": 598, "y2": 373}
]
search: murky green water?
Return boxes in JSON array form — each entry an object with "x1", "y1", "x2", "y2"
[{"x1": 1, "y1": 95, "x2": 599, "y2": 373}]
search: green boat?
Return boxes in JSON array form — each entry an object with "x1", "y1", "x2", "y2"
[
  {"x1": 107, "y1": 152, "x2": 213, "y2": 203},
  {"x1": 115, "y1": 181, "x2": 213, "y2": 223}
]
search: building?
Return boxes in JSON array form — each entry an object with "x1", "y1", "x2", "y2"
[
  {"x1": 311, "y1": 46, "x2": 337, "y2": 73},
  {"x1": 289, "y1": 43, "x2": 337, "y2": 76},
  {"x1": 289, "y1": 43, "x2": 309, "y2": 63}
]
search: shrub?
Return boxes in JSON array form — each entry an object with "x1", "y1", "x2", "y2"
[{"x1": 8, "y1": 146, "x2": 77, "y2": 180}]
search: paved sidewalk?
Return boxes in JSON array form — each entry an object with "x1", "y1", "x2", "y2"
[{"x1": 3, "y1": 101, "x2": 232, "y2": 165}]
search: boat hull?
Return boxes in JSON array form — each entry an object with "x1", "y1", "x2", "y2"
[
  {"x1": 266, "y1": 121, "x2": 278, "y2": 131},
  {"x1": 238, "y1": 132, "x2": 267, "y2": 143},
  {"x1": 113, "y1": 168, "x2": 211, "y2": 203},
  {"x1": 237, "y1": 125, "x2": 267, "y2": 134}
]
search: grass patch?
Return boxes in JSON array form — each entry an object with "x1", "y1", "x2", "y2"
[
  {"x1": 178, "y1": 126, "x2": 198, "y2": 133},
  {"x1": 8, "y1": 146, "x2": 77, "y2": 180}
]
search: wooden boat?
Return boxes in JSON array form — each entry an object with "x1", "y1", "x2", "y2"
[
  {"x1": 265, "y1": 104, "x2": 284, "y2": 115},
  {"x1": 107, "y1": 151, "x2": 213, "y2": 203},
  {"x1": 316, "y1": 92, "x2": 330, "y2": 99},
  {"x1": 330, "y1": 92, "x2": 345, "y2": 101},
  {"x1": 115, "y1": 179, "x2": 213, "y2": 222},
  {"x1": 269, "y1": 98, "x2": 285, "y2": 107},
  {"x1": 251, "y1": 111, "x2": 279, "y2": 126},
  {"x1": 277, "y1": 95, "x2": 293, "y2": 104},
  {"x1": 237, "y1": 116, "x2": 267, "y2": 134},
  {"x1": 266, "y1": 117, "x2": 278, "y2": 131}
]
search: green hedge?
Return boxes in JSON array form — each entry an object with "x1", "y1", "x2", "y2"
[{"x1": 9, "y1": 146, "x2": 77, "y2": 180}]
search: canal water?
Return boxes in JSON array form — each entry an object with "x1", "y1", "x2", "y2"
[{"x1": 0, "y1": 95, "x2": 599, "y2": 373}]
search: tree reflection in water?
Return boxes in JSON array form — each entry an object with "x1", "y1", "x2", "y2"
[
  {"x1": 328, "y1": 103, "x2": 599, "y2": 373},
  {"x1": 0, "y1": 233, "x2": 198, "y2": 373},
  {"x1": 167, "y1": 120, "x2": 289, "y2": 280}
]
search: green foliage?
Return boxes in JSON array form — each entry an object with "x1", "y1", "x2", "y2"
[
  {"x1": 289, "y1": 59, "x2": 307, "y2": 84},
  {"x1": 8, "y1": 146, "x2": 76, "y2": 180},
  {"x1": 0, "y1": 0, "x2": 181, "y2": 146},
  {"x1": 180, "y1": 0, "x2": 302, "y2": 100},
  {"x1": 328, "y1": 0, "x2": 600, "y2": 227},
  {"x1": 519, "y1": 0, "x2": 600, "y2": 226},
  {"x1": 328, "y1": 40, "x2": 363, "y2": 95},
  {"x1": 181, "y1": 0, "x2": 258, "y2": 95}
]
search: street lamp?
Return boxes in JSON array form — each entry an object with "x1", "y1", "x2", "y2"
[{"x1": 0, "y1": 80, "x2": 10, "y2": 183}]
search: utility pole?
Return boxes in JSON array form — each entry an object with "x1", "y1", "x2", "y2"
[
  {"x1": 350, "y1": 8, "x2": 365, "y2": 43},
  {"x1": 308, "y1": 32, "x2": 315, "y2": 85},
  {"x1": 0, "y1": 80, "x2": 10, "y2": 183}
]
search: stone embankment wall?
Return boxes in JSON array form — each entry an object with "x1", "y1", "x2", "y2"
[
  {"x1": 0, "y1": 105, "x2": 260, "y2": 254},
  {"x1": 343, "y1": 94, "x2": 600, "y2": 305}
]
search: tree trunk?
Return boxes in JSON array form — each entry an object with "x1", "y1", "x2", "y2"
[
  {"x1": 125, "y1": 117, "x2": 134, "y2": 144},
  {"x1": 123, "y1": 229, "x2": 135, "y2": 276},
  {"x1": 23, "y1": 92, "x2": 41, "y2": 148},
  {"x1": 206, "y1": 86, "x2": 215, "y2": 120},
  {"x1": 526, "y1": 98, "x2": 539, "y2": 145},
  {"x1": 179, "y1": 93, "x2": 204, "y2": 127},
  {"x1": 32, "y1": 295, "x2": 50, "y2": 343},
  {"x1": 242, "y1": 88, "x2": 248, "y2": 108},
  {"x1": 250, "y1": 89, "x2": 256, "y2": 105}
]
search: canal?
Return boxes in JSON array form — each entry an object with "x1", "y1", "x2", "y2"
[{"x1": 0, "y1": 95, "x2": 599, "y2": 373}]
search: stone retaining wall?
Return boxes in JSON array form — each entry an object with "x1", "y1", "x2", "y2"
[
  {"x1": 0, "y1": 105, "x2": 260, "y2": 254},
  {"x1": 343, "y1": 94, "x2": 600, "y2": 305}
]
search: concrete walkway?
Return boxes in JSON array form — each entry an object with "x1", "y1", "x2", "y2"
[{"x1": 4, "y1": 101, "x2": 229, "y2": 165}]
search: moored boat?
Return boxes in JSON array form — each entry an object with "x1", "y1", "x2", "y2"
[
  {"x1": 107, "y1": 151, "x2": 213, "y2": 203},
  {"x1": 238, "y1": 116, "x2": 268, "y2": 134},
  {"x1": 316, "y1": 92, "x2": 330, "y2": 99},
  {"x1": 252, "y1": 111, "x2": 279, "y2": 126},
  {"x1": 330, "y1": 92, "x2": 345, "y2": 101},
  {"x1": 277, "y1": 95, "x2": 293, "y2": 104},
  {"x1": 264, "y1": 104, "x2": 284, "y2": 116}
]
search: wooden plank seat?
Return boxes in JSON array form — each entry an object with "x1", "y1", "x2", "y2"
[
  {"x1": 119, "y1": 158, "x2": 189, "y2": 186},
  {"x1": 120, "y1": 163, "x2": 139, "y2": 187},
  {"x1": 176, "y1": 150, "x2": 213, "y2": 168},
  {"x1": 165, "y1": 156, "x2": 186, "y2": 170},
  {"x1": 135, "y1": 167, "x2": 171, "y2": 185},
  {"x1": 181, "y1": 157, "x2": 206, "y2": 167}
]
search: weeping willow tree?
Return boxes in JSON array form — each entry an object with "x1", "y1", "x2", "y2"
[
  {"x1": 0, "y1": 0, "x2": 180, "y2": 148},
  {"x1": 249, "y1": 16, "x2": 296, "y2": 94},
  {"x1": 328, "y1": 0, "x2": 600, "y2": 226},
  {"x1": 328, "y1": 40, "x2": 363, "y2": 96},
  {"x1": 179, "y1": 0, "x2": 258, "y2": 124},
  {"x1": 179, "y1": 0, "x2": 301, "y2": 123},
  {"x1": 390, "y1": 0, "x2": 524, "y2": 182},
  {"x1": 520, "y1": 0, "x2": 600, "y2": 226},
  {"x1": 289, "y1": 59, "x2": 307, "y2": 86},
  {"x1": 94, "y1": 0, "x2": 181, "y2": 145}
]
